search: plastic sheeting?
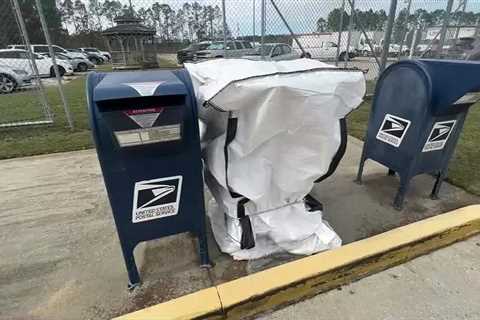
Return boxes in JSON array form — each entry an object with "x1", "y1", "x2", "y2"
[{"x1": 185, "y1": 59, "x2": 365, "y2": 260}]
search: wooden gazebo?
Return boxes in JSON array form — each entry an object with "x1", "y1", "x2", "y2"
[{"x1": 102, "y1": 10, "x2": 157, "y2": 68}]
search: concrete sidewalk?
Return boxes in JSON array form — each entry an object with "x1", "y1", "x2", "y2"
[
  {"x1": 262, "y1": 234, "x2": 480, "y2": 320},
  {"x1": 0, "y1": 137, "x2": 478, "y2": 320}
]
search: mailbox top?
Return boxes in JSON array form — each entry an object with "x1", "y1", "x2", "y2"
[
  {"x1": 93, "y1": 70, "x2": 187, "y2": 102},
  {"x1": 382, "y1": 59, "x2": 480, "y2": 115}
]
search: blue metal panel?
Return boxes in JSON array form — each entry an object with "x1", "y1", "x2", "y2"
[
  {"x1": 87, "y1": 69, "x2": 210, "y2": 288},
  {"x1": 93, "y1": 70, "x2": 188, "y2": 101},
  {"x1": 357, "y1": 59, "x2": 480, "y2": 210}
]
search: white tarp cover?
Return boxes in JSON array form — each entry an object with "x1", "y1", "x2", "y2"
[{"x1": 185, "y1": 59, "x2": 365, "y2": 260}]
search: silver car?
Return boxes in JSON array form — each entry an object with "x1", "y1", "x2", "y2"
[
  {"x1": 195, "y1": 40, "x2": 256, "y2": 60},
  {"x1": 0, "y1": 64, "x2": 31, "y2": 94},
  {"x1": 41, "y1": 52, "x2": 94, "y2": 72},
  {"x1": 242, "y1": 43, "x2": 300, "y2": 61}
]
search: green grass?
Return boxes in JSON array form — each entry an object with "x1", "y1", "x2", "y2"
[
  {"x1": 1, "y1": 67, "x2": 479, "y2": 196},
  {"x1": 0, "y1": 59, "x2": 180, "y2": 160},
  {"x1": 0, "y1": 76, "x2": 93, "y2": 159},
  {"x1": 347, "y1": 100, "x2": 480, "y2": 196}
]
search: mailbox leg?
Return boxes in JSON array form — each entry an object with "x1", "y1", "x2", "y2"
[
  {"x1": 120, "y1": 245, "x2": 141, "y2": 290},
  {"x1": 430, "y1": 171, "x2": 446, "y2": 200},
  {"x1": 197, "y1": 230, "x2": 212, "y2": 268},
  {"x1": 355, "y1": 148, "x2": 368, "y2": 185},
  {"x1": 393, "y1": 176, "x2": 411, "y2": 211}
]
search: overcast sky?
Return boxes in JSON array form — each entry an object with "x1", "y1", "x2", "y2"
[{"x1": 112, "y1": 0, "x2": 479, "y2": 36}]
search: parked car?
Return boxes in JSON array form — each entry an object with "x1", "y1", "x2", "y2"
[
  {"x1": 40, "y1": 52, "x2": 94, "y2": 72},
  {"x1": 242, "y1": 43, "x2": 300, "y2": 61},
  {"x1": 67, "y1": 48, "x2": 87, "y2": 56},
  {"x1": 177, "y1": 41, "x2": 211, "y2": 64},
  {"x1": 78, "y1": 48, "x2": 107, "y2": 64},
  {"x1": 0, "y1": 49, "x2": 73, "y2": 77},
  {"x1": 100, "y1": 50, "x2": 111, "y2": 61},
  {"x1": 8, "y1": 44, "x2": 85, "y2": 60},
  {"x1": 440, "y1": 37, "x2": 480, "y2": 61},
  {"x1": 292, "y1": 36, "x2": 356, "y2": 61},
  {"x1": 195, "y1": 40, "x2": 255, "y2": 60},
  {"x1": 0, "y1": 64, "x2": 31, "y2": 94}
]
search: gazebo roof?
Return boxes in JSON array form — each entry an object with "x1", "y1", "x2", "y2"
[{"x1": 102, "y1": 14, "x2": 155, "y2": 36}]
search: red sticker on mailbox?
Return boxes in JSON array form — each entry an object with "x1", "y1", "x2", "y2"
[{"x1": 124, "y1": 107, "x2": 164, "y2": 128}]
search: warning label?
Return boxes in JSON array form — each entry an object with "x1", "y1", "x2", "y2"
[
  {"x1": 422, "y1": 120, "x2": 456, "y2": 152},
  {"x1": 376, "y1": 114, "x2": 411, "y2": 147},
  {"x1": 132, "y1": 176, "x2": 182, "y2": 223},
  {"x1": 124, "y1": 107, "x2": 163, "y2": 128}
]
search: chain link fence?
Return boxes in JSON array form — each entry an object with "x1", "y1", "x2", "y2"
[
  {"x1": 0, "y1": 0, "x2": 479, "y2": 129},
  {"x1": 0, "y1": 0, "x2": 75, "y2": 129}
]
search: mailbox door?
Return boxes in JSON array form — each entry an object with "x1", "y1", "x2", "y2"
[{"x1": 366, "y1": 63, "x2": 430, "y2": 173}]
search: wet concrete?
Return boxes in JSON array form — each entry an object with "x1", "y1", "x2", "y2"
[{"x1": 0, "y1": 137, "x2": 478, "y2": 319}]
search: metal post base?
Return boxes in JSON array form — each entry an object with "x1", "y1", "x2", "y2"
[
  {"x1": 122, "y1": 246, "x2": 141, "y2": 290},
  {"x1": 128, "y1": 281, "x2": 141, "y2": 291},
  {"x1": 198, "y1": 233, "x2": 212, "y2": 269},
  {"x1": 430, "y1": 171, "x2": 446, "y2": 200},
  {"x1": 393, "y1": 176, "x2": 411, "y2": 211}
]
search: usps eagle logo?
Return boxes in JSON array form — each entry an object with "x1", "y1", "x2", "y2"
[
  {"x1": 423, "y1": 120, "x2": 456, "y2": 152},
  {"x1": 132, "y1": 176, "x2": 182, "y2": 223},
  {"x1": 376, "y1": 114, "x2": 411, "y2": 147}
]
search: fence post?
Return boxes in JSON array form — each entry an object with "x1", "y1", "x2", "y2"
[
  {"x1": 454, "y1": 0, "x2": 468, "y2": 42},
  {"x1": 439, "y1": 0, "x2": 454, "y2": 51},
  {"x1": 10, "y1": 0, "x2": 53, "y2": 123},
  {"x1": 380, "y1": 0, "x2": 398, "y2": 73},
  {"x1": 261, "y1": 0, "x2": 266, "y2": 60},
  {"x1": 344, "y1": 0, "x2": 355, "y2": 68},
  {"x1": 270, "y1": 0, "x2": 305, "y2": 56},
  {"x1": 475, "y1": 17, "x2": 480, "y2": 38},
  {"x1": 222, "y1": 0, "x2": 228, "y2": 58},
  {"x1": 252, "y1": 0, "x2": 256, "y2": 46},
  {"x1": 398, "y1": 0, "x2": 412, "y2": 60},
  {"x1": 35, "y1": 0, "x2": 74, "y2": 130},
  {"x1": 335, "y1": 0, "x2": 346, "y2": 66}
]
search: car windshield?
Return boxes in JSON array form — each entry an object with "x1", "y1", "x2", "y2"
[
  {"x1": 206, "y1": 42, "x2": 224, "y2": 50},
  {"x1": 57, "y1": 53, "x2": 70, "y2": 60},
  {"x1": 255, "y1": 45, "x2": 274, "y2": 56},
  {"x1": 198, "y1": 43, "x2": 211, "y2": 50},
  {"x1": 84, "y1": 48, "x2": 99, "y2": 52}
]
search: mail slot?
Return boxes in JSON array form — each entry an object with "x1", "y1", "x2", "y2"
[
  {"x1": 87, "y1": 70, "x2": 210, "y2": 288},
  {"x1": 356, "y1": 59, "x2": 480, "y2": 209}
]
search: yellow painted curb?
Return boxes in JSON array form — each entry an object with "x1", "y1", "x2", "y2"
[
  {"x1": 113, "y1": 287, "x2": 223, "y2": 320},
  {"x1": 114, "y1": 205, "x2": 480, "y2": 320}
]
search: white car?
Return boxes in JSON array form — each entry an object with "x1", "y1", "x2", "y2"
[
  {"x1": 79, "y1": 47, "x2": 110, "y2": 62},
  {"x1": 242, "y1": 43, "x2": 300, "y2": 61},
  {"x1": 40, "y1": 52, "x2": 94, "y2": 72},
  {"x1": 0, "y1": 49, "x2": 73, "y2": 78},
  {"x1": 8, "y1": 44, "x2": 85, "y2": 60},
  {"x1": 0, "y1": 64, "x2": 32, "y2": 94},
  {"x1": 293, "y1": 40, "x2": 355, "y2": 61}
]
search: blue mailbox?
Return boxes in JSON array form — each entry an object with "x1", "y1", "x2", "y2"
[
  {"x1": 87, "y1": 70, "x2": 210, "y2": 288},
  {"x1": 356, "y1": 59, "x2": 480, "y2": 209}
]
